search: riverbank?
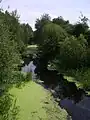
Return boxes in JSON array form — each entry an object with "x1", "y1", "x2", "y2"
[{"x1": 9, "y1": 81, "x2": 68, "y2": 120}]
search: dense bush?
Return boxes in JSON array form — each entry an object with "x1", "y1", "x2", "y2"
[
  {"x1": 54, "y1": 35, "x2": 87, "y2": 70},
  {"x1": 0, "y1": 23, "x2": 20, "y2": 84},
  {"x1": 0, "y1": 9, "x2": 33, "y2": 84}
]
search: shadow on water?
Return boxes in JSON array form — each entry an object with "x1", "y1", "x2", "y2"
[{"x1": 0, "y1": 92, "x2": 20, "y2": 120}]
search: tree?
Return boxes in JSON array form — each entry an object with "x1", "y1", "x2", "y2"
[
  {"x1": 0, "y1": 10, "x2": 34, "y2": 55},
  {"x1": 79, "y1": 12, "x2": 89, "y2": 25},
  {"x1": 53, "y1": 16, "x2": 69, "y2": 27},
  {"x1": 1, "y1": 10, "x2": 25, "y2": 53},
  {"x1": 20, "y1": 23, "x2": 33, "y2": 45},
  {"x1": 73, "y1": 23, "x2": 88, "y2": 37},
  {"x1": 35, "y1": 14, "x2": 51, "y2": 30},
  {"x1": 52, "y1": 16, "x2": 73, "y2": 35},
  {"x1": 72, "y1": 13, "x2": 89, "y2": 37},
  {"x1": 54, "y1": 35, "x2": 87, "y2": 70},
  {"x1": 37, "y1": 23, "x2": 67, "y2": 62},
  {"x1": 34, "y1": 14, "x2": 51, "y2": 44},
  {"x1": 84, "y1": 30, "x2": 90, "y2": 46},
  {"x1": 0, "y1": 8, "x2": 34, "y2": 120},
  {"x1": 0, "y1": 23, "x2": 20, "y2": 84}
]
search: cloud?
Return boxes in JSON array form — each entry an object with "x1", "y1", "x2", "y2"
[{"x1": 1, "y1": 0, "x2": 90, "y2": 29}]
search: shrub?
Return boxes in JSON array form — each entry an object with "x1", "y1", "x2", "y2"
[
  {"x1": 65, "y1": 68, "x2": 90, "y2": 90},
  {"x1": 0, "y1": 23, "x2": 20, "y2": 84},
  {"x1": 54, "y1": 35, "x2": 87, "y2": 70}
]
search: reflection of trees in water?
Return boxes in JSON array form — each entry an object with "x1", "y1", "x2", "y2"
[{"x1": 0, "y1": 93, "x2": 19, "y2": 120}]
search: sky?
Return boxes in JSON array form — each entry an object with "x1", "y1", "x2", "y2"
[{"x1": 1, "y1": 0, "x2": 90, "y2": 30}]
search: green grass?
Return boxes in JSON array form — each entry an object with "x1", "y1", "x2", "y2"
[{"x1": 9, "y1": 81, "x2": 68, "y2": 120}]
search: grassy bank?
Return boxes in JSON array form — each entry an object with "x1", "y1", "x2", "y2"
[{"x1": 9, "y1": 81, "x2": 68, "y2": 120}]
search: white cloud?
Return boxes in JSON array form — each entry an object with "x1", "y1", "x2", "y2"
[{"x1": 1, "y1": 0, "x2": 90, "y2": 29}]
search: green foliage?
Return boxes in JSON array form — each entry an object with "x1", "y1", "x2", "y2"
[
  {"x1": 25, "y1": 72, "x2": 32, "y2": 81},
  {"x1": 72, "y1": 13, "x2": 89, "y2": 37},
  {"x1": 1, "y1": 10, "x2": 24, "y2": 52},
  {"x1": 86, "y1": 48, "x2": 90, "y2": 67},
  {"x1": 34, "y1": 14, "x2": 51, "y2": 44},
  {"x1": 53, "y1": 16, "x2": 69, "y2": 26},
  {"x1": 85, "y1": 30, "x2": 90, "y2": 46},
  {"x1": 35, "y1": 14, "x2": 51, "y2": 30},
  {"x1": 53, "y1": 16, "x2": 73, "y2": 35},
  {"x1": 0, "y1": 10, "x2": 30, "y2": 120},
  {"x1": 37, "y1": 23, "x2": 67, "y2": 61},
  {"x1": 20, "y1": 23, "x2": 33, "y2": 45},
  {"x1": 73, "y1": 23, "x2": 88, "y2": 37},
  {"x1": 0, "y1": 10, "x2": 33, "y2": 54},
  {"x1": 35, "y1": 13, "x2": 90, "y2": 91},
  {"x1": 7, "y1": 71, "x2": 32, "y2": 88},
  {"x1": 0, "y1": 23, "x2": 20, "y2": 84},
  {"x1": 41, "y1": 23, "x2": 67, "y2": 42},
  {"x1": 54, "y1": 35, "x2": 87, "y2": 70},
  {"x1": 0, "y1": 9, "x2": 90, "y2": 119},
  {"x1": 79, "y1": 12, "x2": 89, "y2": 25},
  {"x1": 0, "y1": 9, "x2": 34, "y2": 84},
  {"x1": 66, "y1": 68, "x2": 90, "y2": 90},
  {"x1": 0, "y1": 93, "x2": 19, "y2": 120},
  {"x1": 10, "y1": 71, "x2": 25, "y2": 84}
]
